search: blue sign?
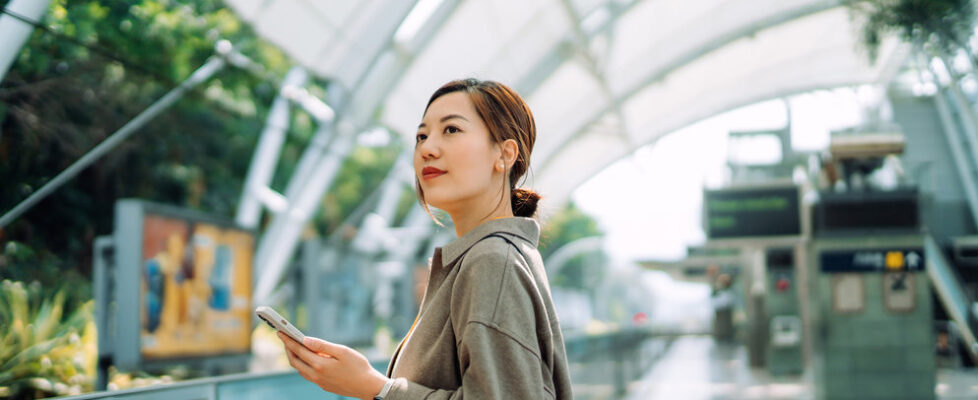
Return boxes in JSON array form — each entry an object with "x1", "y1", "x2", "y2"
[{"x1": 820, "y1": 248, "x2": 924, "y2": 273}]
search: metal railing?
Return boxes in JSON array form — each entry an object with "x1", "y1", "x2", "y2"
[
  {"x1": 56, "y1": 370, "x2": 338, "y2": 400},
  {"x1": 57, "y1": 329, "x2": 676, "y2": 400}
]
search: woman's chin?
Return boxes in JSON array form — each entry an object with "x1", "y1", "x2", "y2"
[
  {"x1": 425, "y1": 201, "x2": 452, "y2": 213},
  {"x1": 424, "y1": 198, "x2": 461, "y2": 215}
]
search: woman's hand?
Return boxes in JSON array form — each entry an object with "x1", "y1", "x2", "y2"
[{"x1": 278, "y1": 332, "x2": 388, "y2": 400}]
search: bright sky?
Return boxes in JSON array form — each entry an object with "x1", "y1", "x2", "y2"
[{"x1": 572, "y1": 88, "x2": 869, "y2": 262}]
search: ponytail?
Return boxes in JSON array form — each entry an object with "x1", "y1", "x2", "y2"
[{"x1": 511, "y1": 188, "x2": 541, "y2": 217}]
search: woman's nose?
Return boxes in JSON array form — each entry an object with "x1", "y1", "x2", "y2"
[{"x1": 418, "y1": 137, "x2": 439, "y2": 160}]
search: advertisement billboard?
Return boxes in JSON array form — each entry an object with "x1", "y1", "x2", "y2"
[{"x1": 114, "y1": 200, "x2": 253, "y2": 368}]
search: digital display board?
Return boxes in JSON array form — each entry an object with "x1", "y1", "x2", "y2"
[
  {"x1": 705, "y1": 186, "x2": 801, "y2": 239},
  {"x1": 114, "y1": 200, "x2": 253, "y2": 367},
  {"x1": 814, "y1": 189, "x2": 918, "y2": 233}
]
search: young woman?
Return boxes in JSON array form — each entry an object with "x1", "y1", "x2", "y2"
[{"x1": 278, "y1": 79, "x2": 573, "y2": 399}]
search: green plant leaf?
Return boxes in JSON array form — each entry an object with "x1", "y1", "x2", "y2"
[{"x1": 0, "y1": 336, "x2": 66, "y2": 378}]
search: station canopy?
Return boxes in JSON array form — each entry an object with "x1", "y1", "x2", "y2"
[{"x1": 225, "y1": 0, "x2": 906, "y2": 208}]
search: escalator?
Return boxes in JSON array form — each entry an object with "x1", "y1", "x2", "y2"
[{"x1": 925, "y1": 235, "x2": 978, "y2": 365}]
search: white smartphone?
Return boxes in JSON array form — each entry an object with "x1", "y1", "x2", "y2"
[{"x1": 255, "y1": 306, "x2": 306, "y2": 344}]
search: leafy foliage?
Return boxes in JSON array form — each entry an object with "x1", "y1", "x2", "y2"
[
  {"x1": 844, "y1": 0, "x2": 976, "y2": 60},
  {"x1": 0, "y1": 0, "x2": 407, "y2": 304},
  {"x1": 1, "y1": 0, "x2": 288, "y2": 291},
  {"x1": 0, "y1": 241, "x2": 92, "y2": 325},
  {"x1": 0, "y1": 280, "x2": 96, "y2": 399}
]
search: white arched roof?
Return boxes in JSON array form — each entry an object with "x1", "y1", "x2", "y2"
[{"x1": 225, "y1": 0, "x2": 906, "y2": 208}]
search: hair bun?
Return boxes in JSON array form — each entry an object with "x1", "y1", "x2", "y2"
[{"x1": 511, "y1": 188, "x2": 541, "y2": 217}]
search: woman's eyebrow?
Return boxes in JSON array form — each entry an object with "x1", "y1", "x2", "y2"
[
  {"x1": 418, "y1": 114, "x2": 469, "y2": 128},
  {"x1": 440, "y1": 114, "x2": 468, "y2": 123}
]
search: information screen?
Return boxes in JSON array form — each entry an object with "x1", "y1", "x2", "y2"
[{"x1": 705, "y1": 186, "x2": 801, "y2": 239}]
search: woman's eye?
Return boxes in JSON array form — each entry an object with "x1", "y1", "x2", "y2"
[
  {"x1": 445, "y1": 126, "x2": 460, "y2": 134},
  {"x1": 415, "y1": 133, "x2": 427, "y2": 143}
]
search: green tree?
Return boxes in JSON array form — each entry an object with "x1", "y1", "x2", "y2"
[
  {"x1": 0, "y1": 0, "x2": 295, "y2": 307},
  {"x1": 1, "y1": 0, "x2": 413, "y2": 299},
  {"x1": 0, "y1": 0, "x2": 410, "y2": 311}
]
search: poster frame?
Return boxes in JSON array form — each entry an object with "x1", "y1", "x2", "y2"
[{"x1": 113, "y1": 199, "x2": 255, "y2": 372}]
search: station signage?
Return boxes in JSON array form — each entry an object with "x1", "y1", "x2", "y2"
[
  {"x1": 819, "y1": 248, "x2": 925, "y2": 272},
  {"x1": 705, "y1": 186, "x2": 801, "y2": 239}
]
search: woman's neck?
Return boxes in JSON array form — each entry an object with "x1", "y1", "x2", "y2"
[{"x1": 449, "y1": 197, "x2": 514, "y2": 237}]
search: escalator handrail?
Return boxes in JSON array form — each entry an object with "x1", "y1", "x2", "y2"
[{"x1": 924, "y1": 234, "x2": 978, "y2": 364}]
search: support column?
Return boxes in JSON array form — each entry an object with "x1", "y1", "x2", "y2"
[
  {"x1": 0, "y1": 0, "x2": 52, "y2": 82},
  {"x1": 253, "y1": 122, "x2": 357, "y2": 305},
  {"x1": 236, "y1": 67, "x2": 309, "y2": 229}
]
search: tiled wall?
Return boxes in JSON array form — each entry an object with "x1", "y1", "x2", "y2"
[{"x1": 813, "y1": 240, "x2": 935, "y2": 400}]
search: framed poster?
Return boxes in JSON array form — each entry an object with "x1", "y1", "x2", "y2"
[
  {"x1": 832, "y1": 274, "x2": 865, "y2": 314},
  {"x1": 883, "y1": 272, "x2": 915, "y2": 313},
  {"x1": 114, "y1": 199, "x2": 254, "y2": 369}
]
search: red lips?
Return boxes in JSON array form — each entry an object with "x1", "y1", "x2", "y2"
[{"x1": 421, "y1": 166, "x2": 447, "y2": 180}]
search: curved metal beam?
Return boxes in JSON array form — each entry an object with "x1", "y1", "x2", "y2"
[
  {"x1": 347, "y1": 0, "x2": 465, "y2": 128},
  {"x1": 515, "y1": 0, "x2": 643, "y2": 95},
  {"x1": 556, "y1": 0, "x2": 634, "y2": 148},
  {"x1": 252, "y1": 0, "x2": 465, "y2": 304},
  {"x1": 535, "y1": 1, "x2": 840, "y2": 172},
  {"x1": 534, "y1": 11, "x2": 911, "y2": 209},
  {"x1": 535, "y1": 79, "x2": 901, "y2": 209}
]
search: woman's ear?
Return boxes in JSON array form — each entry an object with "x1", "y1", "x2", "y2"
[{"x1": 499, "y1": 139, "x2": 518, "y2": 170}]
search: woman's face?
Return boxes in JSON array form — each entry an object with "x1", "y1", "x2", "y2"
[{"x1": 415, "y1": 92, "x2": 503, "y2": 214}]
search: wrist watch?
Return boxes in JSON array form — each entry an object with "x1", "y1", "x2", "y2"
[{"x1": 373, "y1": 378, "x2": 394, "y2": 400}]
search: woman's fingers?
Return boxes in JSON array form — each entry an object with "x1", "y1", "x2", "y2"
[
  {"x1": 276, "y1": 332, "x2": 381, "y2": 399},
  {"x1": 279, "y1": 333, "x2": 314, "y2": 367},
  {"x1": 277, "y1": 332, "x2": 339, "y2": 359},
  {"x1": 278, "y1": 332, "x2": 337, "y2": 371},
  {"x1": 279, "y1": 335, "x2": 308, "y2": 366},
  {"x1": 302, "y1": 336, "x2": 349, "y2": 358},
  {"x1": 288, "y1": 350, "x2": 317, "y2": 378},
  {"x1": 280, "y1": 335, "x2": 326, "y2": 383},
  {"x1": 277, "y1": 332, "x2": 304, "y2": 355}
]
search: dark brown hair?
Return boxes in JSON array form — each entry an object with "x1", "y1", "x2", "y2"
[{"x1": 417, "y1": 78, "x2": 541, "y2": 218}]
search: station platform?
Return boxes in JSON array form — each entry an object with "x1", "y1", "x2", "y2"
[{"x1": 620, "y1": 336, "x2": 978, "y2": 400}]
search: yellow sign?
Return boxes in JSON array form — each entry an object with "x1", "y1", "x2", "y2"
[{"x1": 885, "y1": 251, "x2": 905, "y2": 270}]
